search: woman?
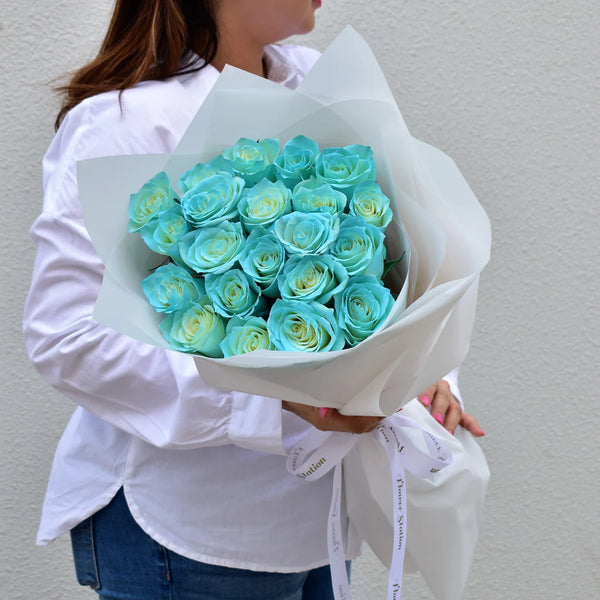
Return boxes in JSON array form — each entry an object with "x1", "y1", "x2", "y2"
[{"x1": 23, "y1": 1, "x2": 484, "y2": 598}]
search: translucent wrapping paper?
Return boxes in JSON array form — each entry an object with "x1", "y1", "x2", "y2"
[
  {"x1": 79, "y1": 27, "x2": 490, "y2": 417},
  {"x1": 345, "y1": 400, "x2": 490, "y2": 599},
  {"x1": 78, "y1": 27, "x2": 491, "y2": 599}
]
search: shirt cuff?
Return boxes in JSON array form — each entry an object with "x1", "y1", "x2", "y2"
[
  {"x1": 228, "y1": 391, "x2": 286, "y2": 455},
  {"x1": 442, "y1": 366, "x2": 463, "y2": 409}
]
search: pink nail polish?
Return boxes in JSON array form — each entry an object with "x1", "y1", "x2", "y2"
[
  {"x1": 420, "y1": 395, "x2": 431, "y2": 407},
  {"x1": 480, "y1": 430, "x2": 486, "y2": 437},
  {"x1": 319, "y1": 407, "x2": 330, "y2": 418},
  {"x1": 434, "y1": 413, "x2": 444, "y2": 425}
]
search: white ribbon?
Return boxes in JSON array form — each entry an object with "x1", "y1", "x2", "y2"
[{"x1": 286, "y1": 415, "x2": 452, "y2": 600}]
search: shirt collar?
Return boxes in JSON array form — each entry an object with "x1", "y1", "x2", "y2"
[
  {"x1": 262, "y1": 45, "x2": 298, "y2": 86},
  {"x1": 178, "y1": 44, "x2": 299, "y2": 92}
]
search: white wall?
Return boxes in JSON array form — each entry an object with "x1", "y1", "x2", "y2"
[{"x1": 2, "y1": 0, "x2": 598, "y2": 598}]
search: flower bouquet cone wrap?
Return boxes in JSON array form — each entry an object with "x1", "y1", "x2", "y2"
[
  {"x1": 77, "y1": 27, "x2": 491, "y2": 600},
  {"x1": 79, "y1": 27, "x2": 490, "y2": 417}
]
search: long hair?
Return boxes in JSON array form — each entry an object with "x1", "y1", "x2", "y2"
[{"x1": 54, "y1": 0, "x2": 217, "y2": 130}]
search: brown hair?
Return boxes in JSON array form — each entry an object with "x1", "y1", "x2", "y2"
[{"x1": 55, "y1": 0, "x2": 218, "y2": 130}]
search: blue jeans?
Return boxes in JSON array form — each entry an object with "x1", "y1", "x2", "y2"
[{"x1": 70, "y1": 488, "x2": 348, "y2": 599}]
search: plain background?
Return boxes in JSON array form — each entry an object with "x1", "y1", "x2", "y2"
[{"x1": 1, "y1": 0, "x2": 599, "y2": 598}]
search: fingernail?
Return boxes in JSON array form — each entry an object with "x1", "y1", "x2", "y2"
[
  {"x1": 319, "y1": 407, "x2": 330, "y2": 418},
  {"x1": 479, "y1": 430, "x2": 486, "y2": 437},
  {"x1": 419, "y1": 395, "x2": 431, "y2": 407},
  {"x1": 434, "y1": 413, "x2": 444, "y2": 425}
]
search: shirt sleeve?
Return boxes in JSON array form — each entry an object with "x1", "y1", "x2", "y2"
[{"x1": 23, "y1": 93, "x2": 285, "y2": 455}]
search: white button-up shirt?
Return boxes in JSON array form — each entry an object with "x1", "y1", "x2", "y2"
[{"x1": 24, "y1": 42, "x2": 462, "y2": 572}]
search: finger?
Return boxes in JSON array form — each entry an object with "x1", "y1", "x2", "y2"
[
  {"x1": 442, "y1": 400, "x2": 462, "y2": 434},
  {"x1": 429, "y1": 379, "x2": 454, "y2": 426},
  {"x1": 459, "y1": 412, "x2": 486, "y2": 437},
  {"x1": 321, "y1": 409, "x2": 383, "y2": 434},
  {"x1": 283, "y1": 401, "x2": 382, "y2": 434},
  {"x1": 418, "y1": 384, "x2": 437, "y2": 408}
]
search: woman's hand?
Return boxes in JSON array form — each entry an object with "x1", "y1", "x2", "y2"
[
  {"x1": 417, "y1": 379, "x2": 485, "y2": 437},
  {"x1": 282, "y1": 401, "x2": 383, "y2": 434},
  {"x1": 283, "y1": 377, "x2": 485, "y2": 437}
]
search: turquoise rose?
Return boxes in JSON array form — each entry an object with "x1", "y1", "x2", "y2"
[
  {"x1": 292, "y1": 178, "x2": 347, "y2": 215},
  {"x1": 314, "y1": 144, "x2": 376, "y2": 199},
  {"x1": 222, "y1": 137, "x2": 280, "y2": 186},
  {"x1": 178, "y1": 156, "x2": 234, "y2": 193},
  {"x1": 238, "y1": 227, "x2": 285, "y2": 297},
  {"x1": 159, "y1": 296, "x2": 226, "y2": 357},
  {"x1": 141, "y1": 263, "x2": 204, "y2": 313},
  {"x1": 220, "y1": 316, "x2": 274, "y2": 357},
  {"x1": 334, "y1": 275, "x2": 394, "y2": 346},
  {"x1": 205, "y1": 268, "x2": 264, "y2": 319},
  {"x1": 238, "y1": 179, "x2": 292, "y2": 232},
  {"x1": 330, "y1": 215, "x2": 385, "y2": 277},
  {"x1": 181, "y1": 172, "x2": 244, "y2": 228},
  {"x1": 277, "y1": 254, "x2": 349, "y2": 305},
  {"x1": 273, "y1": 212, "x2": 339, "y2": 256},
  {"x1": 140, "y1": 205, "x2": 190, "y2": 262},
  {"x1": 128, "y1": 172, "x2": 178, "y2": 232},
  {"x1": 178, "y1": 220, "x2": 245, "y2": 275},
  {"x1": 349, "y1": 180, "x2": 393, "y2": 229},
  {"x1": 274, "y1": 135, "x2": 319, "y2": 188},
  {"x1": 267, "y1": 299, "x2": 345, "y2": 353}
]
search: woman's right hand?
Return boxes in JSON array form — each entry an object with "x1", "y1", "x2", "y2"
[{"x1": 282, "y1": 401, "x2": 383, "y2": 434}]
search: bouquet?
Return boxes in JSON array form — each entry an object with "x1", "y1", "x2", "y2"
[
  {"x1": 77, "y1": 27, "x2": 491, "y2": 600},
  {"x1": 78, "y1": 26, "x2": 489, "y2": 415},
  {"x1": 129, "y1": 135, "x2": 408, "y2": 358}
]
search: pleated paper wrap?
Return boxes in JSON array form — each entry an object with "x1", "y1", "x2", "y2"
[{"x1": 78, "y1": 27, "x2": 491, "y2": 599}]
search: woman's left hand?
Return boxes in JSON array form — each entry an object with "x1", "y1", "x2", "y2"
[{"x1": 417, "y1": 379, "x2": 485, "y2": 437}]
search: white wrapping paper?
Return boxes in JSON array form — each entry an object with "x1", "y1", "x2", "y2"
[
  {"x1": 344, "y1": 400, "x2": 490, "y2": 600},
  {"x1": 77, "y1": 27, "x2": 491, "y2": 598},
  {"x1": 78, "y1": 27, "x2": 491, "y2": 417}
]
